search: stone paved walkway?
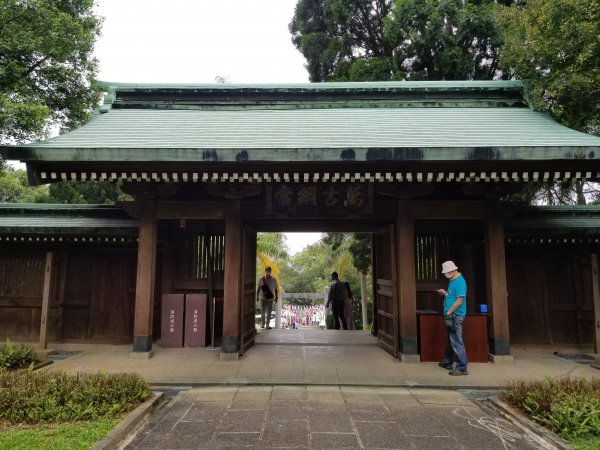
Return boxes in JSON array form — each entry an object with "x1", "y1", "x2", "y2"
[
  {"x1": 45, "y1": 336, "x2": 600, "y2": 388},
  {"x1": 125, "y1": 386, "x2": 549, "y2": 449}
]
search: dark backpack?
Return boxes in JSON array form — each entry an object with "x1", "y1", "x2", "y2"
[
  {"x1": 330, "y1": 280, "x2": 345, "y2": 303},
  {"x1": 260, "y1": 277, "x2": 274, "y2": 299}
]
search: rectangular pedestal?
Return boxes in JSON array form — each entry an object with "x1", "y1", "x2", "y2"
[{"x1": 418, "y1": 314, "x2": 489, "y2": 363}]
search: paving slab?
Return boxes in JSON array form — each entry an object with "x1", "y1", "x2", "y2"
[{"x1": 125, "y1": 386, "x2": 550, "y2": 449}]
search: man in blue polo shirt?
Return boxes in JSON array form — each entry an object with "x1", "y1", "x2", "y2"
[{"x1": 436, "y1": 261, "x2": 468, "y2": 376}]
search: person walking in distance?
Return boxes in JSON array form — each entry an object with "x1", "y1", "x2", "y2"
[
  {"x1": 257, "y1": 266, "x2": 279, "y2": 329},
  {"x1": 326, "y1": 272, "x2": 348, "y2": 330},
  {"x1": 436, "y1": 261, "x2": 468, "y2": 376}
]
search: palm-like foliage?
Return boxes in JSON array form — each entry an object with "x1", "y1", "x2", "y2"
[{"x1": 256, "y1": 233, "x2": 290, "y2": 282}]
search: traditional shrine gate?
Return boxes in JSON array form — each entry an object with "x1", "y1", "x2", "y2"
[{"x1": 3, "y1": 80, "x2": 600, "y2": 361}]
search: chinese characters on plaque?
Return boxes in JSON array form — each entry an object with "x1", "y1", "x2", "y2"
[
  {"x1": 267, "y1": 184, "x2": 373, "y2": 215},
  {"x1": 192, "y1": 309, "x2": 198, "y2": 333},
  {"x1": 169, "y1": 309, "x2": 175, "y2": 333}
]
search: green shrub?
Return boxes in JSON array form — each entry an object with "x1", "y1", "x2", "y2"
[
  {"x1": 502, "y1": 377, "x2": 600, "y2": 439},
  {"x1": 325, "y1": 314, "x2": 334, "y2": 329},
  {"x1": 0, "y1": 370, "x2": 150, "y2": 424},
  {"x1": 0, "y1": 339, "x2": 36, "y2": 370}
]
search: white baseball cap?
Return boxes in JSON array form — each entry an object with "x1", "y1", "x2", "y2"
[{"x1": 441, "y1": 261, "x2": 458, "y2": 274}]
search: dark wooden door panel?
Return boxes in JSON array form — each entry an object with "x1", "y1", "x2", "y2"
[
  {"x1": 240, "y1": 226, "x2": 257, "y2": 355},
  {"x1": 375, "y1": 225, "x2": 398, "y2": 357},
  {"x1": 506, "y1": 255, "x2": 548, "y2": 343}
]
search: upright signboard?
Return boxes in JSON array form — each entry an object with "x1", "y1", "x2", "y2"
[
  {"x1": 160, "y1": 294, "x2": 184, "y2": 347},
  {"x1": 185, "y1": 294, "x2": 207, "y2": 347}
]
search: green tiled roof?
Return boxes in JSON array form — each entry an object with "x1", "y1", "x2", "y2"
[
  {"x1": 0, "y1": 204, "x2": 138, "y2": 237},
  {"x1": 2, "y1": 81, "x2": 599, "y2": 164},
  {"x1": 506, "y1": 206, "x2": 600, "y2": 234},
  {"x1": 21, "y1": 108, "x2": 600, "y2": 152},
  {"x1": 101, "y1": 80, "x2": 523, "y2": 91}
]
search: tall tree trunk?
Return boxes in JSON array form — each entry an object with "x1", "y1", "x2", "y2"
[
  {"x1": 360, "y1": 271, "x2": 368, "y2": 330},
  {"x1": 576, "y1": 181, "x2": 586, "y2": 205}
]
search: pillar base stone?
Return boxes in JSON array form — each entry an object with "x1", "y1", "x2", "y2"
[
  {"x1": 222, "y1": 335, "x2": 239, "y2": 353},
  {"x1": 399, "y1": 337, "x2": 418, "y2": 355},
  {"x1": 129, "y1": 351, "x2": 154, "y2": 360},
  {"x1": 488, "y1": 353, "x2": 513, "y2": 364},
  {"x1": 133, "y1": 335, "x2": 153, "y2": 353},
  {"x1": 220, "y1": 352, "x2": 240, "y2": 361},
  {"x1": 399, "y1": 353, "x2": 421, "y2": 363}
]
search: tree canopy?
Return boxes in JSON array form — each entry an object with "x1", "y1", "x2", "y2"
[
  {"x1": 290, "y1": 0, "x2": 514, "y2": 82},
  {"x1": 0, "y1": 168, "x2": 48, "y2": 202},
  {"x1": 497, "y1": 0, "x2": 600, "y2": 136},
  {"x1": 0, "y1": 0, "x2": 102, "y2": 145},
  {"x1": 256, "y1": 233, "x2": 289, "y2": 281},
  {"x1": 0, "y1": 169, "x2": 130, "y2": 204}
]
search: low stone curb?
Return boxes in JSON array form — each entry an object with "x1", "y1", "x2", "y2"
[
  {"x1": 487, "y1": 396, "x2": 573, "y2": 450},
  {"x1": 32, "y1": 360, "x2": 53, "y2": 371},
  {"x1": 91, "y1": 392, "x2": 164, "y2": 450},
  {"x1": 149, "y1": 381, "x2": 502, "y2": 390}
]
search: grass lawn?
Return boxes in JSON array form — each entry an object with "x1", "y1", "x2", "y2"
[
  {"x1": 0, "y1": 418, "x2": 118, "y2": 450},
  {"x1": 570, "y1": 435, "x2": 600, "y2": 450}
]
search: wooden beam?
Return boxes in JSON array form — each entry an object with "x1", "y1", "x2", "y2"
[
  {"x1": 39, "y1": 251, "x2": 54, "y2": 350},
  {"x1": 223, "y1": 202, "x2": 242, "y2": 354},
  {"x1": 132, "y1": 200, "x2": 157, "y2": 353},
  {"x1": 156, "y1": 201, "x2": 226, "y2": 219},
  {"x1": 414, "y1": 201, "x2": 485, "y2": 219},
  {"x1": 592, "y1": 254, "x2": 600, "y2": 354},
  {"x1": 485, "y1": 202, "x2": 510, "y2": 356},
  {"x1": 396, "y1": 200, "x2": 418, "y2": 359},
  {"x1": 122, "y1": 201, "x2": 226, "y2": 219}
]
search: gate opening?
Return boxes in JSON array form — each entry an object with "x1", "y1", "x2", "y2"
[{"x1": 253, "y1": 232, "x2": 376, "y2": 347}]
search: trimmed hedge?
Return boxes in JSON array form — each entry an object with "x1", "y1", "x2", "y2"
[
  {"x1": 502, "y1": 377, "x2": 600, "y2": 439},
  {"x1": 0, "y1": 370, "x2": 150, "y2": 423},
  {"x1": 0, "y1": 339, "x2": 36, "y2": 370}
]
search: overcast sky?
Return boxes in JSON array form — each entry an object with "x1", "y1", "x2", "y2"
[
  {"x1": 93, "y1": 0, "x2": 320, "y2": 253},
  {"x1": 94, "y1": 0, "x2": 309, "y2": 84}
]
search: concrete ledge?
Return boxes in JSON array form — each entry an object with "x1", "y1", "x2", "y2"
[
  {"x1": 487, "y1": 397, "x2": 572, "y2": 450},
  {"x1": 129, "y1": 351, "x2": 154, "y2": 360},
  {"x1": 399, "y1": 353, "x2": 421, "y2": 363},
  {"x1": 220, "y1": 352, "x2": 240, "y2": 361},
  {"x1": 488, "y1": 353, "x2": 513, "y2": 364},
  {"x1": 584, "y1": 352, "x2": 600, "y2": 361},
  {"x1": 91, "y1": 392, "x2": 164, "y2": 450}
]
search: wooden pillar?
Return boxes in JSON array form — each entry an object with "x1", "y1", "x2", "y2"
[
  {"x1": 39, "y1": 251, "x2": 54, "y2": 350},
  {"x1": 55, "y1": 255, "x2": 67, "y2": 341},
  {"x1": 396, "y1": 200, "x2": 419, "y2": 359},
  {"x1": 161, "y1": 242, "x2": 176, "y2": 295},
  {"x1": 133, "y1": 200, "x2": 157, "y2": 353},
  {"x1": 485, "y1": 202, "x2": 510, "y2": 356},
  {"x1": 223, "y1": 202, "x2": 242, "y2": 354},
  {"x1": 592, "y1": 254, "x2": 600, "y2": 354}
]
